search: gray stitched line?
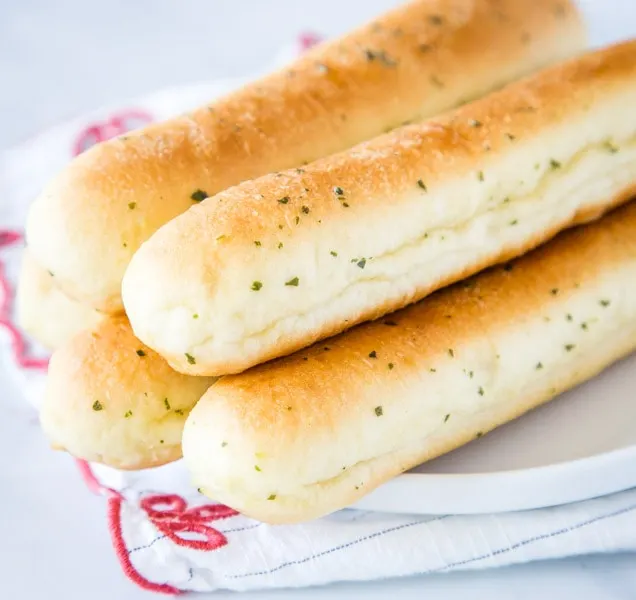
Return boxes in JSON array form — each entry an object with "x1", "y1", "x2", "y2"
[
  {"x1": 226, "y1": 502, "x2": 636, "y2": 580},
  {"x1": 420, "y1": 501, "x2": 636, "y2": 574},
  {"x1": 227, "y1": 516, "x2": 450, "y2": 579}
]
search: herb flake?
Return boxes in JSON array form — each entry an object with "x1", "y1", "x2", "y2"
[
  {"x1": 191, "y1": 189, "x2": 208, "y2": 202},
  {"x1": 375, "y1": 406, "x2": 384, "y2": 416}
]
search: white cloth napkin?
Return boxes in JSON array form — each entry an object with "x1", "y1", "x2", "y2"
[{"x1": 2, "y1": 34, "x2": 636, "y2": 596}]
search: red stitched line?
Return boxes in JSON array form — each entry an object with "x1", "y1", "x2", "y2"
[
  {"x1": 108, "y1": 497, "x2": 183, "y2": 596},
  {"x1": 0, "y1": 230, "x2": 49, "y2": 371}
]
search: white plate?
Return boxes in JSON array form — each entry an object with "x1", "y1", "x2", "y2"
[{"x1": 354, "y1": 352, "x2": 636, "y2": 515}]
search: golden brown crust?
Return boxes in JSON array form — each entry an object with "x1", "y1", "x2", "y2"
[
  {"x1": 26, "y1": 0, "x2": 584, "y2": 311},
  {"x1": 183, "y1": 200, "x2": 636, "y2": 522},
  {"x1": 124, "y1": 40, "x2": 636, "y2": 376},
  {"x1": 39, "y1": 316, "x2": 215, "y2": 469}
]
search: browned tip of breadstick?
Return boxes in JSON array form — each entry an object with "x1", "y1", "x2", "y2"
[{"x1": 39, "y1": 315, "x2": 215, "y2": 469}]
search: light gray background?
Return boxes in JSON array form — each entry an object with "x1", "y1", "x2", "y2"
[{"x1": 2, "y1": 1, "x2": 636, "y2": 598}]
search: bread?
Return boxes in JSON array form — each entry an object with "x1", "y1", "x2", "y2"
[
  {"x1": 16, "y1": 251, "x2": 103, "y2": 350},
  {"x1": 182, "y1": 199, "x2": 636, "y2": 523},
  {"x1": 122, "y1": 40, "x2": 636, "y2": 377},
  {"x1": 39, "y1": 316, "x2": 215, "y2": 469},
  {"x1": 25, "y1": 0, "x2": 585, "y2": 313}
]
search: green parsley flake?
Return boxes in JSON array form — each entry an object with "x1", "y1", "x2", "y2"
[
  {"x1": 193, "y1": 313, "x2": 199, "y2": 319},
  {"x1": 255, "y1": 465, "x2": 262, "y2": 472},
  {"x1": 565, "y1": 344, "x2": 575, "y2": 352},
  {"x1": 388, "y1": 362, "x2": 395, "y2": 370},
  {"x1": 124, "y1": 410, "x2": 133, "y2": 418},
  {"x1": 251, "y1": 281, "x2": 263, "y2": 291},
  {"x1": 444, "y1": 414, "x2": 450, "y2": 423},
  {"x1": 136, "y1": 349, "x2": 146, "y2": 357},
  {"x1": 128, "y1": 202, "x2": 137, "y2": 210},
  {"x1": 357, "y1": 258, "x2": 367, "y2": 269},
  {"x1": 191, "y1": 189, "x2": 208, "y2": 202},
  {"x1": 285, "y1": 277, "x2": 299, "y2": 286},
  {"x1": 164, "y1": 398, "x2": 170, "y2": 411},
  {"x1": 330, "y1": 250, "x2": 338, "y2": 257},
  {"x1": 185, "y1": 353, "x2": 196, "y2": 365},
  {"x1": 604, "y1": 141, "x2": 619, "y2": 154},
  {"x1": 278, "y1": 196, "x2": 290, "y2": 204},
  {"x1": 549, "y1": 159, "x2": 561, "y2": 170},
  {"x1": 92, "y1": 400, "x2": 103, "y2": 411},
  {"x1": 302, "y1": 205, "x2": 310, "y2": 214},
  {"x1": 417, "y1": 179, "x2": 427, "y2": 191},
  {"x1": 478, "y1": 387, "x2": 485, "y2": 396},
  {"x1": 375, "y1": 406, "x2": 383, "y2": 416},
  {"x1": 536, "y1": 362, "x2": 544, "y2": 370},
  {"x1": 221, "y1": 441, "x2": 228, "y2": 447},
  {"x1": 600, "y1": 299, "x2": 611, "y2": 307},
  {"x1": 267, "y1": 494, "x2": 277, "y2": 500},
  {"x1": 369, "y1": 350, "x2": 377, "y2": 358},
  {"x1": 254, "y1": 240, "x2": 262, "y2": 247}
]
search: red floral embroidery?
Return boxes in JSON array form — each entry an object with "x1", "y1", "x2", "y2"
[
  {"x1": 0, "y1": 229, "x2": 49, "y2": 371},
  {"x1": 141, "y1": 494, "x2": 238, "y2": 551},
  {"x1": 73, "y1": 110, "x2": 153, "y2": 156},
  {"x1": 299, "y1": 31, "x2": 323, "y2": 52}
]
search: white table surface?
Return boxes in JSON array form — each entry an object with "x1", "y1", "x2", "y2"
[{"x1": 2, "y1": 1, "x2": 636, "y2": 598}]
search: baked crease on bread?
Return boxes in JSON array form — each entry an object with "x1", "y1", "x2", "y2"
[
  {"x1": 26, "y1": 0, "x2": 585, "y2": 312},
  {"x1": 124, "y1": 40, "x2": 636, "y2": 376},
  {"x1": 39, "y1": 316, "x2": 215, "y2": 469},
  {"x1": 16, "y1": 251, "x2": 103, "y2": 350},
  {"x1": 182, "y1": 200, "x2": 636, "y2": 524}
]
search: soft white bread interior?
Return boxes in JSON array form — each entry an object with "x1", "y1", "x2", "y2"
[
  {"x1": 182, "y1": 199, "x2": 636, "y2": 524},
  {"x1": 16, "y1": 251, "x2": 103, "y2": 350},
  {"x1": 39, "y1": 316, "x2": 215, "y2": 469},
  {"x1": 124, "y1": 40, "x2": 636, "y2": 377},
  {"x1": 26, "y1": 0, "x2": 585, "y2": 312}
]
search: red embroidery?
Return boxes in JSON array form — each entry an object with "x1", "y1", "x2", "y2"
[
  {"x1": 0, "y1": 229, "x2": 49, "y2": 371},
  {"x1": 299, "y1": 31, "x2": 323, "y2": 52},
  {"x1": 141, "y1": 494, "x2": 238, "y2": 551},
  {"x1": 73, "y1": 110, "x2": 153, "y2": 156},
  {"x1": 109, "y1": 497, "x2": 182, "y2": 595}
]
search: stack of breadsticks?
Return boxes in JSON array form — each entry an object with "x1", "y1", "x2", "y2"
[{"x1": 19, "y1": 0, "x2": 636, "y2": 523}]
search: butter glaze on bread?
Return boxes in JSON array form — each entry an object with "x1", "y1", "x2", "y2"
[
  {"x1": 26, "y1": 0, "x2": 584, "y2": 312},
  {"x1": 183, "y1": 200, "x2": 636, "y2": 523},
  {"x1": 124, "y1": 40, "x2": 636, "y2": 376},
  {"x1": 39, "y1": 316, "x2": 215, "y2": 469},
  {"x1": 16, "y1": 251, "x2": 103, "y2": 350}
]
